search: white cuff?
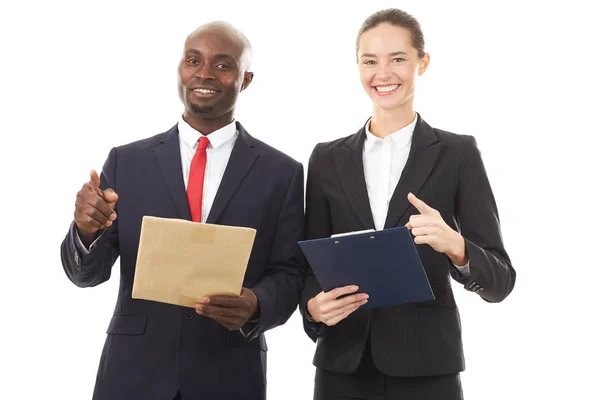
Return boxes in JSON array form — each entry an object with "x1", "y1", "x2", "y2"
[{"x1": 73, "y1": 224, "x2": 105, "y2": 254}]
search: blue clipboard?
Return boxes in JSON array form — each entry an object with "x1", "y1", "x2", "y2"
[{"x1": 298, "y1": 226, "x2": 434, "y2": 309}]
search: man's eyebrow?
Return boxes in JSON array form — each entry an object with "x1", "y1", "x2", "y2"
[
  {"x1": 184, "y1": 50, "x2": 236, "y2": 63},
  {"x1": 214, "y1": 54, "x2": 235, "y2": 62}
]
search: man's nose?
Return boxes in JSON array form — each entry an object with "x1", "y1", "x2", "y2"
[{"x1": 194, "y1": 61, "x2": 216, "y2": 80}]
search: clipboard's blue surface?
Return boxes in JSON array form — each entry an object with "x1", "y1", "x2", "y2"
[{"x1": 299, "y1": 226, "x2": 434, "y2": 309}]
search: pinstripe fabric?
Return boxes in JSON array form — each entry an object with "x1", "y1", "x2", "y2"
[
  {"x1": 315, "y1": 368, "x2": 462, "y2": 400},
  {"x1": 333, "y1": 144, "x2": 375, "y2": 230},
  {"x1": 315, "y1": 338, "x2": 463, "y2": 400},
  {"x1": 383, "y1": 125, "x2": 440, "y2": 230},
  {"x1": 299, "y1": 114, "x2": 516, "y2": 381}
]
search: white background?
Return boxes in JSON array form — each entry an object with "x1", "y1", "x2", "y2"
[{"x1": 1, "y1": 0, "x2": 599, "y2": 398}]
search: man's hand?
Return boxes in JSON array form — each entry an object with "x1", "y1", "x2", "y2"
[
  {"x1": 195, "y1": 288, "x2": 259, "y2": 331},
  {"x1": 406, "y1": 192, "x2": 467, "y2": 265},
  {"x1": 74, "y1": 170, "x2": 118, "y2": 247},
  {"x1": 307, "y1": 285, "x2": 368, "y2": 326}
]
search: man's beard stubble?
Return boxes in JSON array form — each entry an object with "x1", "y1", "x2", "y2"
[{"x1": 190, "y1": 103, "x2": 214, "y2": 114}]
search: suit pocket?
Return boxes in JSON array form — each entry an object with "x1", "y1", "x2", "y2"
[{"x1": 106, "y1": 314, "x2": 148, "y2": 335}]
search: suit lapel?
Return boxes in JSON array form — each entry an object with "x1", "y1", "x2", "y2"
[
  {"x1": 384, "y1": 115, "x2": 441, "y2": 229},
  {"x1": 206, "y1": 121, "x2": 258, "y2": 224},
  {"x1": 154, "y1": 125, "x2": 192, "y2": 220},
  {"x1": 333, "y1": 127, "x2": 376, "y2": 230}
]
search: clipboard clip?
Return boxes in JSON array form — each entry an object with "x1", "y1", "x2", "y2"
[{"x1": 331, "y1": 228, "x2": 376, "y2": 242}]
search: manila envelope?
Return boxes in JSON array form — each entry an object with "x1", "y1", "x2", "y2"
[{"x1": 132, "y1": 216, "x2": 256, "y2": 308}]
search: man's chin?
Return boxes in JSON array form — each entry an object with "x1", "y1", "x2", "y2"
[{"x1": 190, "y1": 104, "x2": 214, "y2": 114}]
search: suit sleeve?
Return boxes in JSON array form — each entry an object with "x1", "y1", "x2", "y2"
[
  {"x1": 243, "y1": 162, "x2": 306, "y2": 339},
  {"x1": 450, "y1": 136, "x2": 516, "y2": 302},
  {"x1": 60, "y1": 147, "x2": 120, "y2": 288},
  {"x1": 299, "y1": 144, "x2": 331, "y2": 341}
]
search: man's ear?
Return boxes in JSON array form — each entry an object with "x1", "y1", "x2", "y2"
[{"x1": 241, "y1": 71, "x2": 254, "y2": 91}]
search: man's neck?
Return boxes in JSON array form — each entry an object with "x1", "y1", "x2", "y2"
[
  {"x1": 369, "y1": 104, "x2": 416, "y2": 139},
  {"x1": 183, "y1": 112, "x2": 234, "y2": 135}
]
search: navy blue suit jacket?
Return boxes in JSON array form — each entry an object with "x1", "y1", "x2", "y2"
[{"x1": 60, "y1": 121, "x2": 305, "y2": 400}]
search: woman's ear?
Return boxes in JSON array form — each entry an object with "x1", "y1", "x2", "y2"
[{"x1": 419, "y1": 53, "x2": 430, "y2": 76}]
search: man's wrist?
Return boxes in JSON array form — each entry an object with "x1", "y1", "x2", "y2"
[
  {"x1": 76, "y1": 226, "x2": 101, "y2": 249},
  {"x1": 248, "y1": 289, "x2": 260, "y2": 320}
]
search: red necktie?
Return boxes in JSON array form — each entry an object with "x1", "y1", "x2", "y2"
[{"x1": 187, "y1": 136, "x2": 210, "y2": 222}]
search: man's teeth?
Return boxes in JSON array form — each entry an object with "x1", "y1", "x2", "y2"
[
  {"x1": 193, "y1": 88, "x2": 217, "y2": 93},
  {"x1": 376, "y1": 85, "x2": 399, "y2": 93}
]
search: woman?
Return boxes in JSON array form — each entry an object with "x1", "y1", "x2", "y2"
[{"x1": 300, "y1": 8, "x2": 516, "y2": 400}]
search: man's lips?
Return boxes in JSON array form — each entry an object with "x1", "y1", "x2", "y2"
[{"x1": 190, "y1": 87, "x2": 220, "y2": 98}]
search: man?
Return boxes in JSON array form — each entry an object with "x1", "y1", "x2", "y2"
[{"x1": 60, "y1": 21, "x2": 304, "y2": 400}]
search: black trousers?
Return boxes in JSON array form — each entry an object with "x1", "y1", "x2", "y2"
[{"x1": 314, "y1": 340, "x2": 463, "y2": 400}]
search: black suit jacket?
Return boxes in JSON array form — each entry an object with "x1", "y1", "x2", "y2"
[
  {"x1": 61, "y1": 122, "x2": 305, "y2": 400},
  {"x1": 299, "y1": 114, "x2": 516, "y2": 377}
]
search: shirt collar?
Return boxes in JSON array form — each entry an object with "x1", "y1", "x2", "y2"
[
  {"x1": 178, "y1": 116, "x2": 237, "y2": 149},
  {"x1": 364, "y1": 113, "x2": 417, "y2": 152}
]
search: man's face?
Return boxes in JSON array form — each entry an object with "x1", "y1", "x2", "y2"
[{"x1": 178, "y1": 28, "x2": 252, "y2": 119}]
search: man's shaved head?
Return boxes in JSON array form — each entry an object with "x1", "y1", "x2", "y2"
[{"x1": 185, "y1": 21, "x2": 252, "y2": 71}]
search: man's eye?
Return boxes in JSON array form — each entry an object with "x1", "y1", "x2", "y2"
[
  {"x1": 216, "y1": 64, "x2": 231, "y2": 69},
  {"x1": 364, "y1": 60, "x2": 376, "y2": 65},
  {"x1": 393, "y1": 58, "x2": 405, "y2": 63},
  {"x1": 187, "y1": 59, "x2": 199, "y2": 65}
]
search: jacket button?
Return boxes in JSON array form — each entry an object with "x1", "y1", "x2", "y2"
[{"x1": 185, "y1": 314, "x2": 194, "y2": 320}]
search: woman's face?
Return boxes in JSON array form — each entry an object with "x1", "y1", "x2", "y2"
[{"x1": 357, "y1": 23, "x2": 429, "y2": 111}]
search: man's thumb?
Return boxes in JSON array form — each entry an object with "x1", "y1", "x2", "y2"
[{"x1": 89, "y1": 170, "x2": 101, "y2": 187}]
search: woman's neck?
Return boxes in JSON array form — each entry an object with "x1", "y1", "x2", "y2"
[{"x1": 369, "y1": 104, "x2": 416, "y2": 138}]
